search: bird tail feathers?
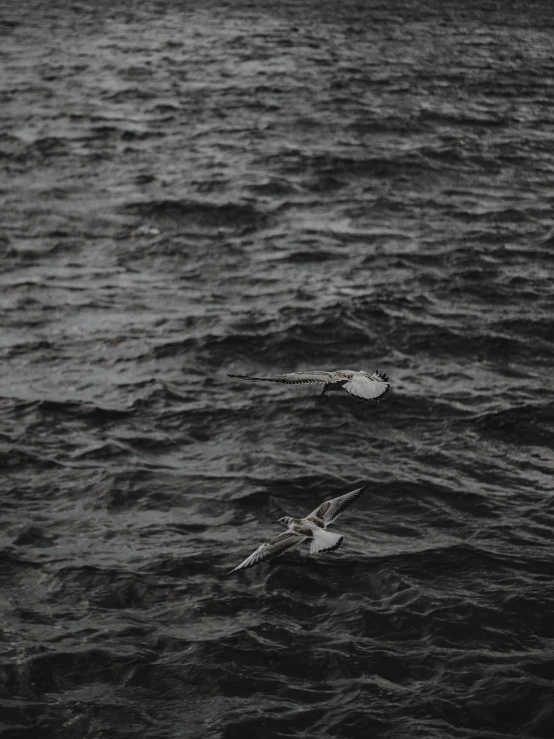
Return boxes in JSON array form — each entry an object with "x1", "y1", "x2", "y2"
[{"x1": 310, "y1": 529, "x2": 343, "y2": 555}]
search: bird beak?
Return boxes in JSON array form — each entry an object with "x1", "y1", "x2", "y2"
[{"x1": 272, "y1": 520, "x2": 280, "y2": 524}]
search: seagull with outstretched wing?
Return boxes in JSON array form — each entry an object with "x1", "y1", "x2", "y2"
[
  {"x1": 228, "y1": 369, "x2": 389, "y2": 405},
  {"x1": 229, "y1": 485, "x2": 366, "y2": 573}
]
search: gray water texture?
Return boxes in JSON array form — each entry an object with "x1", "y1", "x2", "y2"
[{"x1": 1, "y1": 1, "x2": 554, "y2": 738}]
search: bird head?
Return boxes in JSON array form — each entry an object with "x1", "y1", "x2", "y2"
[{"x1": 273, "y1": 516, "x2": 290, "y2": 526}]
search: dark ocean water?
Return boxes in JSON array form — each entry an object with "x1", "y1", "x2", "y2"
[{"x1": 1, "y1": 0, "x2": 554, "y2": 737}]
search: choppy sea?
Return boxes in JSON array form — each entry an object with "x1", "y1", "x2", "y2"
[{"x1": 1, "y1": 1, "x2": 554, "y2": 737}]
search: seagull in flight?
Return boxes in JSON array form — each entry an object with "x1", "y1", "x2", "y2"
[
  {"x1": 228, "y1": 369, "x2": 390, "y2": 405},
  {"x1": 229, "y1": 485, "x2": 366, "y2": 573}
]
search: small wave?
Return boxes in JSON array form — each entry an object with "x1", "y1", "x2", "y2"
[
  {"x1": 470, "y1": 404, "x2": 554, "y2": 448},
  {"x1": 283, "y1": 249, "x2": 340, "y2": 263},
  {"x1": 37, "y1": 400, "x2": 135, "y2": 422},
  {"x1": 123, "y1": 199, "x2": 270, "y2": 234}
]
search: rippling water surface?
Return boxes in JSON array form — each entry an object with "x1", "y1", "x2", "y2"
[{"x1": 2, "y1": 1, "x2": 554, "y2": 737}]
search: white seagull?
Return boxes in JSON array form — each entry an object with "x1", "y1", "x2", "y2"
[
  {"x1": 228, "y1": 369, "x2": 389, "y2": 405},
  {"x1": 229, "y1": 485, "x2": 366, "y2": 573}
]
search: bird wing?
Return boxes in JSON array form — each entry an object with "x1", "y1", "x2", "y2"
[
  {"x1": 228, "y1": 371, "x2": 333, "y2": 385},
  {"x1": 308, "y1": 485, "x2": 366, "y2": 525},
  {"x1": 229, "y1": 531, "x2": 305, "y2": 573},
  {"x1": 342, "y1": 371, "x2": 390, "y2": 404}
]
